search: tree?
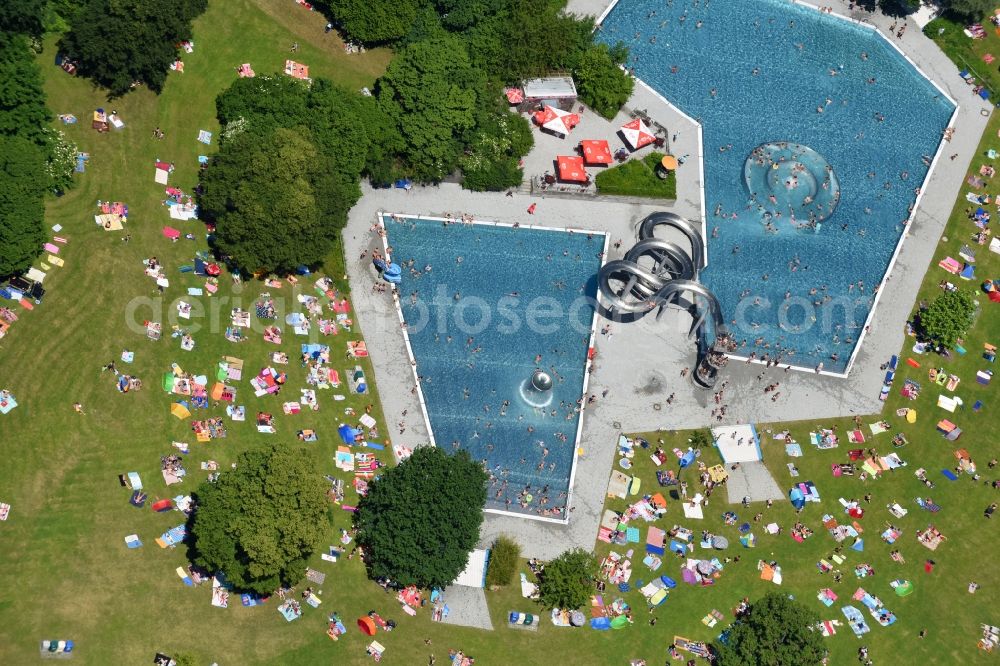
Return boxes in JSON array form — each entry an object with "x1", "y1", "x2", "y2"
[
  {"x1": 376, "y1": 36, "x2": 482, "y2": 182},
  {"x1": 919, "y1": 290, "x2": 976, "y2": 348},
  {"x1": 0, "y1": 136, "x2": 47, "y2": 278},
  {"x1": 319, "y1": 0, "x2": 418, "y2": 44},
  {"x1": 354, "y1": 447, "x2": 488, "y2": 588},
  {"x1": 714, "y1": 593, "x2": 825, "y2": 666},
  {"x1": 58, "y1": 0, "x2": 207, "y2": 95},
  {"x1": 200, "y1": 127, "x2": 345, "y2": 274},
  {"x1": 574, "y1": 43, "x2": 634, "y2": 119},
  {"x1": 945, "y1": 0, "x2": 993, "y2": 20},
  {"x1": 485, "y1": 535, "x2": 521, "y2": 587},
  {"x1": 188, "y1": 444, "x2": 329, "y2": 595},
  {"x1": 878, "y1": 0, "x2": 919, "y2": 15},
  {"x1": 689, "y1": 429, "x2": 711, "y2": 451},
  {"x1": 216, "y1": 75, "x2": 310, "y2": 133},
  {"x1": 537, "y1": 548, "x2": 597, "y2": 610},
  {"x1": 215, "y1": 75, "x2": 394, "y2": 187},
  {"x1": 464, "y1": 0, "x2": 593, "y2": 82},
  {"x1": 0, "y1": 34, "x2": 52, "y2": 146},
  {"x1": 461, "y1": 111, "x2": 532, "y2": 191},
  {"x1": 0, "y1": 0, "x2": 48, "y2": 38}
]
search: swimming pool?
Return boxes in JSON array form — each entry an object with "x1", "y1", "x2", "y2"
[
  {"x1": 383, "y1": 215, "x2": 605, "y2": 520},
  {"x1": 598, "y1": 0, "x2": 955, "y2": 372}
]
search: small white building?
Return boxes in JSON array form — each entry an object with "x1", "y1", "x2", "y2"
[{"x1": 522, "y1": 77, "x2": 577, "y2": 103}]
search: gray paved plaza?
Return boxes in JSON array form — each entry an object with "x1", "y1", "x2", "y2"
[{"x1": 343, "y1": 0, "x2": 992, "y2": 559}]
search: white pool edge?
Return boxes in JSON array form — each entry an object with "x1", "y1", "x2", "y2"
[{"x1": 380, "y1": 212, "x2": 609, "y2": 525}]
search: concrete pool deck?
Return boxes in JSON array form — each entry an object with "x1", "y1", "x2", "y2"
[{"x1": 343, "y1": 0, "x2": 991, "y2": 559}]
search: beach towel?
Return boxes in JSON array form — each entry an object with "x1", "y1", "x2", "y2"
[
  {"x1": 683, "y1": 496, "x2": 705, "y2": 520},
  {"x1": 197, "y1": 130, "x2": 212, "y2": 144},
  {"x1": 939, "y1": 257, "x2": 961, "y2": 274},
  {"x1": 176, "y1": 566, "x2": 194, "y2": 586},
  {"x1": 785, "y1": 443, "x2": 802, "y2": 457},
  {"x1": 868, "y1": 422, "x2": 889, "y2": 435},
  {"x1": 646, "y1": 527, "x2": 666, "y2": 555}
]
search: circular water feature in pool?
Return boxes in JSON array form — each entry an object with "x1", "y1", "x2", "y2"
[
  {"x1": 519, "y1": 370, "x2": 555, "y2": 408},
  {"x1": 743, "y1": 142, "x2": 840, "y2": 231}
]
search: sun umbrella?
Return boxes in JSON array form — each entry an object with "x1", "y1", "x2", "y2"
[
  {"x1": 580, "y1": 139, "x2": 613, "y2": 165},
  {"x1": 696, "y1": 560, "x2": 714, "y2": 576},
  {"x1": 504, "y1": 87, "x2": 524, "y2": 104},
  {"x1": 534, "y1": 105, "x2": 580, "y2": 136},
  {"x1": 557, "y1": 155, "x2": 588, "y2": 182},
  {"x1": 620, "y1": 118, "x2": 655, "y2": 150},
  {"x1": 712, "y1": 535, "x2": 729, "y2": 549}
]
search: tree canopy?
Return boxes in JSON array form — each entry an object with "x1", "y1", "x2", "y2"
[
  {"x1": 537, "y1": 548, "x2": 597, "y2": 610},
  {"x1": 318, "y1": 0, "x2": 620, "y2": 188},
  {"x1": 918, "y1": 290, "x2": 976, "y2": 348},
  {"x1": 460, "y1": 111, "x2": 533, "y2": 191},
  {"x1": 574, "y1": 43, "x2": 634, "y2": 120},
  {"x1": 0, "y1": 136, "x2": 47, "y2": 278},
  {"x1": 203, "y1": 76, "x2": 378, "y2": 273},
  {"x1": 714, "y1": 593, "x2": 825, "y2": 666},
  {"x1": 200, "y1": 126, "x2": 347, "y2": 275},
  {"x1": 0, "y1": 33, "x2": 73, "y2": 277},
  {"x1": 354, "y1": 447, "x2": 488, "y2": 588},
  {"x1": 318, "y1": 0, "x2": 417, "y2": 44},
  {"x1": 945, "y1": 0, "x2": 994, "y2": 19},
  {"x1": 0, "y1": 0, "x2": 48, "y2": 38},
  {"x1": 377, "y1": 36, "x2": 482, "y2": 182},
  {"x1": 188, "y1": 444, "x2": 330, "y2": 595},
  {"x1": 58, "y1": 0, "x2": 207, "y2": 95},
  {"x1": 0, "y1": 34, "x2": 52, "y2": 150}
]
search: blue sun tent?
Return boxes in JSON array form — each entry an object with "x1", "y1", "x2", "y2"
[
  {"x1": 338, "y1": 424, "x2": 360, "y2": 444},
  {"x1": 789, "y1": 487, "x2": 805, "y2": 510}
]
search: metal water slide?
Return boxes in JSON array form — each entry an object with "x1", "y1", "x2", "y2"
[{"x1": 597, "y1": 212, "x2": 730, "y2": 388}]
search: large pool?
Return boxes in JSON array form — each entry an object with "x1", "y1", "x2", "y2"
[
  {"x1": 384, "y1": 215, "x2": 604, "y2": 519},
  {"x1": 598, "y1": 0, "x2": 955, "y2": 372}
]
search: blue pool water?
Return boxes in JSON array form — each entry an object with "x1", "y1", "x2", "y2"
[
  {"x1": 385, "y1": 216, "x2": 604, "y2": 517},
  {"x1": 599, "y1": 0, "x2": 955, "y2": 372}
]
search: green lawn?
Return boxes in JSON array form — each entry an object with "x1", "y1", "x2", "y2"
[
  {"x1": 595, "y1": 151, "x2": 677, "y2": 199},
  {"x1": 2, "y1": 1, "x2": 1000, "y2": 664},
  {"x1": 926, "y1": 14, "x2": 1000, "y2": 98}
]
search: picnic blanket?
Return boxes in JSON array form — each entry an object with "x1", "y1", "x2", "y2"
[
  {"x1": 842, "y1": 605, "x2": 870, "y2": 636},
  {"x1": 682, "y1": 495, "x2": 705, "y2": 520},
  {"x1": 157, "y1": 524, "x2": 186, "y2": 548},
  {"x1": 868, "y1": 421, "x2": 890, "y2": 435}
]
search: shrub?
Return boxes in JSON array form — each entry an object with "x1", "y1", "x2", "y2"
[
  {"x1": 485, "y1": 536, "x2": 521, "y2": 587},
  {"x1": 537, "y1": 548, "x2": 597, "y2": 610}
]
